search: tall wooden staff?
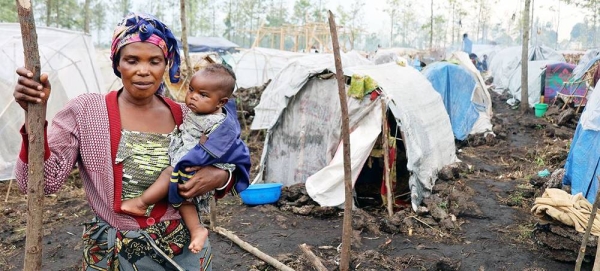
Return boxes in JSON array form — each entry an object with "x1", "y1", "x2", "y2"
[
  {"x1": 328, "y1": 10, "x2": 352, "y2": 271},
  {"x1": 16, "y1": 0, "x2": 46, "y2": 270}
]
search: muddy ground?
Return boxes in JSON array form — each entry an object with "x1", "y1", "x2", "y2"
[{"x1": 0, "y1": 87, "x2": 593, "y2": 270}]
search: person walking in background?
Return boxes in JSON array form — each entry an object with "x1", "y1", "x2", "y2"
[{"x1": 462, "y1": 33, "x2": 472, "y2": 54}]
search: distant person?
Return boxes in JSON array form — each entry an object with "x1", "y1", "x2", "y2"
[
  {"x1": 469, "y1": 53, "x2": 482, "y2": 72},
  {"x1": 413, "y1": 54, "x2": 423, "y2": 71},
  {"x1": 462, "y1": 33, "x2": 472, "y2": 54},
  {"x1": 481, "y1": 54, "x2": 489, "y2": 72}
]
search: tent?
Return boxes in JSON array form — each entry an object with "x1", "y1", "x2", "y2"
[
  {"x1": 251, "y1": 53, "x2": 458, "y2": 210},
  {"x1": 489, "y1": 46, "x2": 565, "y2": 98},
  {"x1": 0, "y1": 23, "x2": 105, "y2": 180},
  {"x1": 556, "y1": 51, "x2": 600, "y2": 106},
  {"x1": 506, "y1": 60, "x2": 561, "y2": 107},
  {"x1": 542, "y1": 62, "x2": 585, "y2": 104},
  {"x1": 422, "y1": 52, "x2": 493, "y2": 140},
  {"x1": 563, "y1": 82, "x2": 600, "y2": 203},
  {"x1": 178, "y1": 36, "x2": 239, "y2": 53},
  {"x1": 226, "y1": 47, "x2": 307, "y2": 89}
]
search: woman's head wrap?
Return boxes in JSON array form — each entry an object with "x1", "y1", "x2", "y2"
[{"x1": 110, "y1": 12, "x2": 181, "y2": 93}]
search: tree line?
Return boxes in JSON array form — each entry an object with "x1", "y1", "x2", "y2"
[{"x1": 0, "y1": 0, "x2": 597, "y2": 51}]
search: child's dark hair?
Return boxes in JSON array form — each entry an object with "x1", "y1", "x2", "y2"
[{"x1": 198, "y1": 63, "x2": 237, "y2": 96}]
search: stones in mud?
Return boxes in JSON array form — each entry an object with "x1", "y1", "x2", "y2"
[
  {"x1": 557, "y1": 108, "x2": 575, "y2": 127},
  {"x1": 438, "y1": 164, "x2": 461, "y2": 181},
  {"x1": 533, "y1": 222, "x2": 597, "y2": 262},
  {"x1": 529, "y1": 169, "x2": 565, "y2": 190},
  {"x1": 547, "y1": 169, "x2": 565, "y2": 189}
]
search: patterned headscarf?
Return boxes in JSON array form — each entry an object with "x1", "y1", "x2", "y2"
[{"x1": 110, "y1": 12, "x2": 181, "y2": 93}]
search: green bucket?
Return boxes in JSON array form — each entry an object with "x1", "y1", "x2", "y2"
[{"x1": 534, "y1": 103, "x2": 548, "y2": 118}]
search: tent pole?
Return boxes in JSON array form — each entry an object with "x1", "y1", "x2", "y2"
[
  {"x1": 328, "y1": 10, "x2": 352, "y2": 271},
  {"x1": 381, "y1": 98, "x2": 393, "y2": 217}
]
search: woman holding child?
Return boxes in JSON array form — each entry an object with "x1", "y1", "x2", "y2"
[{"x1": 12, "y1": 12, "x2": 249, "y2": 270}]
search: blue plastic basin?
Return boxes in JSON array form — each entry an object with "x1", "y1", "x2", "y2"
[{"x1": 239, "y1": 183, "x2": 283, "y2": 205}]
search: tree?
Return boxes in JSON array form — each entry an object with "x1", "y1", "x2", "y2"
[
  {"x1": 292, "y1": 0, "x2": 312, "y2": 25},
  {"x1": 562, "y1": 0, "x2": 600, "y2": 47},
  {"x1": 521, "y1": 0, "x2": 531, "y2": 112},
  {"x1": 335, "y1": 0, "x2": 365, "y2": 50},
  {"x1": 383, "y1": 0, "x2": 401, "y2": 47},
  {"x1": 90, "y1": 0, "x2": 108, "y2": 46},
  {"x1": 83, "y1": 0, "x2": 91, "y2": 34},
  {"x1": 0, "y1": 0, "x2": 17, "y2": 22}
]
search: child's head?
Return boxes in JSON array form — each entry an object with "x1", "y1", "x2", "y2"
[{"x1": 186, "y1": 63, "x2": 236, "y2": 114}]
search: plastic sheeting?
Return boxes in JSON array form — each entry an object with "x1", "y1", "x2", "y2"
[
  {"x1": 507, "y1": 60, "x2": 561, "y2": 107},
  {"x1": 344, "y1": 64, "x2": 458, "y2": 210},
  {"x1": 251, "y1": 53, "x2": 372, "y2": 130},
  {"x1": 563, "y1": 83, "x2": 600, "y2": 203},
  {"x1": 0, "y1": 24, "x2": 105, "y2": 180},
  {"x1": 228, "y1": 47, "x2": 307, "y2": 89},
  {"x1": 251, "y1": 53, "x2": 457, "y2": 211},
  {"x1": 489, "y1": 45, "x2": 565, "y2": 93},
  {"x1": 572, "y1": 49, "x2": 600, "y2": 80},
  {"x1": 422, "y1": 62, "x2": 482, "y2": 140}
]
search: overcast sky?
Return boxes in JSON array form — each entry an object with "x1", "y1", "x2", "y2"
[{"x1": 104, "y1": 0, "x2": 585, "y2": 47}]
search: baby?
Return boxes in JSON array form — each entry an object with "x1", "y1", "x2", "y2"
[{"x1": 122, "y1": 63, "x2": 245, "y2": 253}]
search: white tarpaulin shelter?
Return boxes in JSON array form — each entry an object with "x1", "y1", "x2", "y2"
[
  {"x1": 506, "y1": 60, "x2": 560, "y2": 107},
  {"x1": 228, "y1": 47, "x2": 307, "y2": 89},
  {"x1": 490, "y1": 45, "x2": 565, "y2": 92},
  {"x1": 251, "y1": 53, "x2": 457, "y2": 210},
  {"x1": 0, "y1": 23, "x2": 105, "y2": 180}
]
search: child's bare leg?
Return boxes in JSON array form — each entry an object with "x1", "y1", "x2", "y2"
[
  {"x1": 179, "y1": 202, "x2": 208, "y2": 253},
  {"x1": 122, "y1": 166, "x2": 174, "y2": 216}
]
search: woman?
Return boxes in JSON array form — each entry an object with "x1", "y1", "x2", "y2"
[{"x1": 13, "y1": 12, "x2": 249, "y2": 270}]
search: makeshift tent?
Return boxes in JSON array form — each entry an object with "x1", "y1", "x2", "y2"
[
  {"x1": 556, "y1": 51, "x2": 600, "y2": 106},
  {"x1": 0, "y1": 23, "x2": 105, "y2": 180},
  {"x1": 506, "y1": 60, "x2": 561, "y2": 107},
  {"x1": 489, "y1": 45, "x2": 565, "y2": 97},
  {"x1": 563, "y1": 82, "x2": 600, "y2": 203},
  {"x1": 226, "y1": 47, "x2": 307, "y2": 89},
  {"x1": 543, "y1": 62, "x2": 585, "y2": 104},
  {"x1": 422, "y1": 57, "x2": 493, "y2": 140},
  {"x1": 251, "y1": 53, "x2": 457, "y2": 210},
  {"x1": 178, "y1": 36, "x2": 239, "y2": 53}
]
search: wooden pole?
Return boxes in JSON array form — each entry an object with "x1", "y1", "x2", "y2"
[
  {"x1": 214, "y1": 226, "x2": 294, "y2": 271},
  {"x1": 179, "y1": 0, "x2": 193, "y2": 88},
  {"x1": 576, "y1": 211, "x2": 597, "y2": 271},
  {"x1": 299, "y1": 243, "x2": 328, "y2": 271},
  {"x1": 209, "y1": 197, "x2": 217, "y2": 230},
  {"x1": 381, "y1": 99, "x2": 393, "y2": 217},
  {"x1": 575, "y1": 175, "x2": 600, "y2": 271},
  {"x1": 16, "y1": 1, "x2": 46, "y2": 270},
  {"x1": 520, "y1": 0, "x2": 532, "y2": 112},
  {"x1": 328, "y1": 10, "x2": 352, "y2": 271}
]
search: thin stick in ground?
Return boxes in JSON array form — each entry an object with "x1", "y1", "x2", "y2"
[
  {"x1": 328, "y1": 10, "x2": 353, "y2": 271},
  {"x1": 214, "y1": 226, "x2": 294, "y2": 271}
]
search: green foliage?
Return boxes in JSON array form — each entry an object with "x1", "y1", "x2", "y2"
[{"x1": 0, "y1": 0, "x2": 17, "y2": 23}]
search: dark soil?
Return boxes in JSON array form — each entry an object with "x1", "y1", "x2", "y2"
[{"x1": 0, "y1": 87, "x2": 593, "y2": 270}]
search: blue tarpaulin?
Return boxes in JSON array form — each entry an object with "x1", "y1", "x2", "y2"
[
  {"x1": 422, "y1": 62, "x2": 479, "y2": 140},
  {"x1": 563, "y1": 85, "x2": 600, "y2": 203}
]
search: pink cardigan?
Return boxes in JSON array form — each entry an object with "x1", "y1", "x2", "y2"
[{"x1": 15, "y1": 91, "x2": 234, "y2": 230}]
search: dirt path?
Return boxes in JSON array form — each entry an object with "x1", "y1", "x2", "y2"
[{"x1": 0, "y1": 90, "x2": 591, "y2": 270}]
